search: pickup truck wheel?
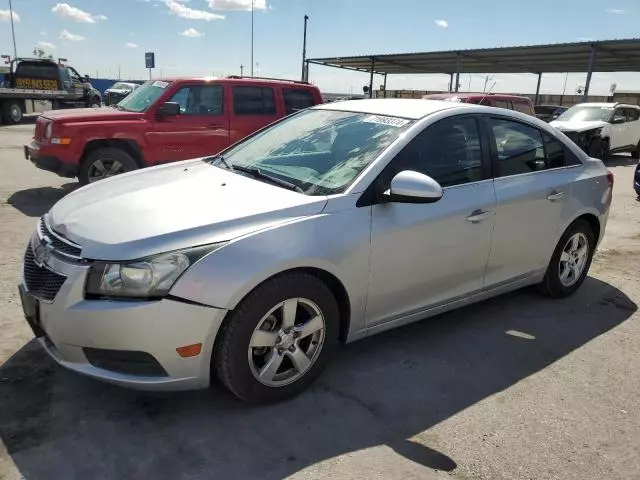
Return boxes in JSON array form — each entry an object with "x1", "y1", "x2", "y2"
[
  {"x1": 2, "y1": 101, "x2": 23, "y2": 124},
  {"x1": 79, "y1": 147, "x2": 138, "y2": 185},
  {"x1": 90, "y1": 96, "x2": 101, "y2": 108}
]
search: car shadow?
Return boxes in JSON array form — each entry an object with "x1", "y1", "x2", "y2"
[
  {"x1": 7, "y1": 184, "x2": 78, "y2": 217},
  {"x1": 604, "y1": 154, "x2": 638, "y2": 167},
  {"x1": 0, "y1": 277, "x2": 635, "y2": 480}
]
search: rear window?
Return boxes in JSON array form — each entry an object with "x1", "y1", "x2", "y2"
[
  {"x1": 283, "y1": 88, "x2": 315, "y2": 114},
  {"x1": 512, "y1": 101, "x2": 533, "y2": 115},
  {"x1": 14, "y1": 63, "x2": 59, "y2": 80},
  {"x1": 233, "y1": 86, "x2": 276, "y2": 115}
]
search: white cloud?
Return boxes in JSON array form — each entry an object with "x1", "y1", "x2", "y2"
[
  {"x1": 125, "y1": 42, "x2": 139, "y2": 48},
  {"x1": 180, "y1": 28, "x2": 204, "y2": 37},
  {"x1": 52, "y1": 3, "x2": 95, "y2": 22},
  {"x1": 0, "y1": 9, "x2": 20, "y2": 22},
  {"x1": 37, "y1": 41, "x2": 56, "y2": 50},
  {"x1": 165, "y1": 0, "x2": 224, "y2": 20},
  {"x1": 605, "y1": 8, "x2": 625, "y2": 14},
  {"x1": 95, "y1": 14, "x2": 108, "y2": 20},
  {"x1": 435, "y1": 19, "x2": 448, "y2": 28},
  {"x1": 40, "y1": 31, "x2": 47, "y2": 36},
  {"x1": 59, "y1": 29, "x2": 85, "y2": 41},
  {"x1": 208, "y1": 0, "x2": 268, "y2": 10}
]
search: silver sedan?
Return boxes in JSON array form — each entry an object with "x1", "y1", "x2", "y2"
[{"x1": 19, "y1": 99, "x2": 612, "y2": 404}]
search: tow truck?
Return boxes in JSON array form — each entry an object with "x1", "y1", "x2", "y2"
[{"x1": 0, "y1": 57, "x2": 102, "y2": 125}]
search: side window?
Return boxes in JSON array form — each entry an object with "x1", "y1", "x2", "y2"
[
  {"x1": 388, "y1": 116, "x2": 483, "y2": 188},
  {"x1": 612, "y1": 109, "x2": 627, "y2": 124},
  {"x1": 494, "y1": 100, "x2": 511, "y2": 110},
  {"x1": 543, "y1": 133, "x2": 582, "y2": 168},
  {"x1": 626, "y1": 108, "x2": 639, "y2": 122},
  {"x1": 283, "y1": 88, "x2": 315, "y2": 114},
  {"x1": 233, "y1": 86, "x2": 276, "y2": 115},
  {"x1": 489, "y1": 118, "x2": 546, "y2": 176},
  {"x1": 168, "y1": 85, "x2": 224, "y2": 115}
]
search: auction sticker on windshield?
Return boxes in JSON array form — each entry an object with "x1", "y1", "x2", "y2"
[
  {"x1": 152, "y1": 81, "x2": 169, "y2": 88},
  {"x1": 362, "y1": 115, "x2": 410, "y2": 127}
]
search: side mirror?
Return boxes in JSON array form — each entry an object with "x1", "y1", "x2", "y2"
[
  {"x1": 612, "y1": 116, "x2": 625, "y2": 125},
  {"x1": 157, "y1": 102, "x2": 181, "y2": 116},
  {"x1": 383, "y1": 170, "x2": 443, "y2": 204}
]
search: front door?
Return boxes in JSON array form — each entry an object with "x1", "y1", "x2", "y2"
[
  {"x1": 609, "y1": 107, "x2": 630, "y2": 150},
  {"x1": 147, "y1": 83, "x2": 230, "y2": 163},
  {"x1": 366, "y1": 115, "x2": 496, "y2": 326},
  {"x1": 483, "y1": 116, "x2": 582, "y2": 287}
]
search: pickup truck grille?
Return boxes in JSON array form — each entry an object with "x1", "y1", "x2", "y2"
[
  {"x1": 23, "y1": 246, "x2": 67, "y2": 302},
  {"x1": 38, "y1": 216, "x2": 82, "y2": 259}
]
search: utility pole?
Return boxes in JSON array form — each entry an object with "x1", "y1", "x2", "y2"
[
  {"x1": 240, "y1": 64, "x2": 244, "y2": 76},
  {"x1": 250, "y1": 0, "x2": 254, "y2": 77},
  {"x1": 301, "y1": 15, "x2": 309, "y2": 81},
  {"x1": 9, "y1": 0, "x2": 18, "y2": 58}
]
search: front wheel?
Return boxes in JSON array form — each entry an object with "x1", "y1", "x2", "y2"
[
  {"x1": 213, "y1": 273, "x2": 340, "y2": 404},
  {"x1": 588, "y1": 137, "x2": 609, "y2": 160},
  {"x1": 539, "y1": 219, "x2": 596, "y2": 298},
  {"x1": 78, "y1": 147, "x2": 138, "y2": 185}
]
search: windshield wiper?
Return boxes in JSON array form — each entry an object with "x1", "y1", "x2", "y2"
[
  {"x1": 232, "y1": 165, "x2": 304, "y2": 193},
  {"x1": 206, "y1": 154, "x2": 232, "y2": 170}
]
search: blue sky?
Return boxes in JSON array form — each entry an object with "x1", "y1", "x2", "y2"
[{"x1": 1, "y1": 0, "x2": 639, "y2": 95}]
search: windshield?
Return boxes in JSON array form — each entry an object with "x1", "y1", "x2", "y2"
[
  {"x1": 117, "y1": 80, "x2": 171, "y2": 112},
  {"x1": 556, "y1": 105, "x2": 613, "y2": 122},
  {"x1": 213, "y1": 109, "x2": 414, "y2": 196},
  {"x1": 111, "y1": 82, "x2": 133, "y2": 90}
]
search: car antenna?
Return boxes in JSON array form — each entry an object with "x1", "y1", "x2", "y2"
[{"x1": 479, "y1": 81, "x2": 497, "y2": 105}]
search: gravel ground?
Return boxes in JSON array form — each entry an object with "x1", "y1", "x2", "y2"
[{"x1": 0, "y1": 120, "x2": 639, "y2": 480}]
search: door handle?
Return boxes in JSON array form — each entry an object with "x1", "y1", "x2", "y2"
[
  {"x1": 547, "y1": 191, "x2": 566, "y2": 201},
  {"x1": 467, "y1": 209, "x2": 493, "y2": 223}
]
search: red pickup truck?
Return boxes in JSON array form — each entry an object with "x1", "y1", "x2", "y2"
[{"x1": 24, "y1": 76, "x2": 323, "y2": 184}]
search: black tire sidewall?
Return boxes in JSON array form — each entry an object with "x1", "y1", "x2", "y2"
[
  {"x1": 542, "y1": 220, "x2": 596, "y2": 298},
  {"x1": 2, "y1": 101, "x2": 22, "y2": 124},
  {"x1": 214, "y1": 273, "x2": 340, "y2": 404},
  {"x1": 78, "y1": 147, "x2": 138, "y2": 185}
]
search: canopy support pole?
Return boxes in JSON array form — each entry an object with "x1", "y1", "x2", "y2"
[
  {"x1": 584, "y1": 45, "x2": 596, "y2": 101},
  {"x1": 534, "y1": 73, "x2": 542, "y2": 105},
  {"x1": 454, "y1": 54, "x2": 462, "y2": 92}
]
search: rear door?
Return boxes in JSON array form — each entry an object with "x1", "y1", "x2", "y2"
[
  {"x1": 229, "y1": 85, "x2": 280, "y2": 144},
  {"x1": 147, "y1": 83, "x2": 229, "y2": 162},
  {"x1": 625, "y1": 107, "x2": 640, "y2": 147},
  {"x1": 610, "y1": 107, "x2": 629, "y2": 150},
  {"x1": 483, "y1": 115, "x2": 583, "y2": 287}
]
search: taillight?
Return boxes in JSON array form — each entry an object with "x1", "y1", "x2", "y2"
[
  {"x1": 44, "y1": 121, "x2": 53, "y2": 139},
  {"x1": 607, "y1": 170, "x2": 614, "y2": 187}
]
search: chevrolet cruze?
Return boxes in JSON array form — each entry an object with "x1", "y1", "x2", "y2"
[{"x1": 19, "y1": 99, "x2": 612, "y2": 404}]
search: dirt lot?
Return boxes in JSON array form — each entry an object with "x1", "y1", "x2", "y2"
[{"x1": 0, "y1": 121, "x2": 639, "y2": 480}]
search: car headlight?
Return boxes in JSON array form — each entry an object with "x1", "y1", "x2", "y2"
[{"x1": 85, "y1": 243, "x2": 226, "y2": 299}]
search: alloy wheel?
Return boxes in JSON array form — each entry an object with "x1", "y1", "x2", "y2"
[
  {"x1": 558, "y1": 232, "x2": 589, "y2": 287},
  {"x1": 248, "y1": 297, "x2": 325, "y2": 387},
  {"x1": 87, "y1": 159, "x2": 124, "y2": 183}
]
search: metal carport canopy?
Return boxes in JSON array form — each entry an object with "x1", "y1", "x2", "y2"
[{"x1": 307, "y1": 39, "x2": 640, "y2": 100}]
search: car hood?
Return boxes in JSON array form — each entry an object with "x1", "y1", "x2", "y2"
[
  {"x1": 549, "y1": 119, "x2": 609, "y2": 132},
  {"x1": 48, "y1": 160, "x2": 328, "y2": 260},
  {"x1": 42, "y1": 107, "x2": 143, "y2": 123}
]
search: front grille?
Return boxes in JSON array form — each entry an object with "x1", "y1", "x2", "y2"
[
  {"x1": 38, "y1": 217, "x2": 82, "y2": 258},
  {"x1": 23, "y1": 246, "x2": 67, "y2": 302}
]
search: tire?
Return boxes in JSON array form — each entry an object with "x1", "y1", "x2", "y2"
[
  {"x1": 2, "y1": 101, "x2": 23, "y2": 124},
  {"x1": 214, "y1": 272, "x2": 340, "y2": 404},
  {"x1": 632, "y1": 140, "x2": 640, "y2": 160},
  {"x1": 78, "y1": 147, "x2": 138, "y2": 185},
  {"x1": 588, "y1": 137, "x2": 609, "y2": 160},
  {"x1": 90, "y1": 96, "x2": 101, "y2": 108},
  {"x1": 539, "y1": 219, "x2": 596, "y2": 298}
]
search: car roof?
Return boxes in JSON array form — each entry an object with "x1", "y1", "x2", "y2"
[
  {"x1": 150, "y1": 77, "x2": 317, "y2": 88},
  {"x1": 423, "y1": 92, "x2": 531, "y2": 101},
  {"x1": 315, "y1": 98, "x2": 473, "y2": 119},
  {"x1": 576, "y1": 102, "x2": 619, "y2": 108}
]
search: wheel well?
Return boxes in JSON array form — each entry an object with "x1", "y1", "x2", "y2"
[
  {"x1": 575, "y1": 213, "x2": 601, "y2": 241},
  {"x1": 295, "y1": 267, "x2": 352, "y2": 344},
  {"x1": 81, "y1": 139, "x2": 144, "y2": 168}
]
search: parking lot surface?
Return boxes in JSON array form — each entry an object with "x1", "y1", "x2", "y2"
[{"x1": 0, "y1": 120, "x2": 639, "y2": 480}]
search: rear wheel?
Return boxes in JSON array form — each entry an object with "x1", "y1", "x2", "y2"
[
  {"x1": 213, "y1": 273, "x2": 340, "y2": 404},
  {"x1": 2, "y1": 101, "x2": 23, "y2": 124},
  {"x1": 539, "y1": 220, "x2": 596, "y2": 298},
  {"x1": 78, "y1": 147, "x2": 138, "y2": 185}
]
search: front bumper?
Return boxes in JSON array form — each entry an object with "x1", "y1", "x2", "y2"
[
  {"x1": 24, "y1": 141, "x2": 79, "y2": 178},
  {"x1": 19, "y1": 229, "x2": 228, "y2": 391}
]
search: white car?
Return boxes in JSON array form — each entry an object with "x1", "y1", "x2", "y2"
[{"x1": 550, "y1": 102, "x2": 640, "y2": 159}]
